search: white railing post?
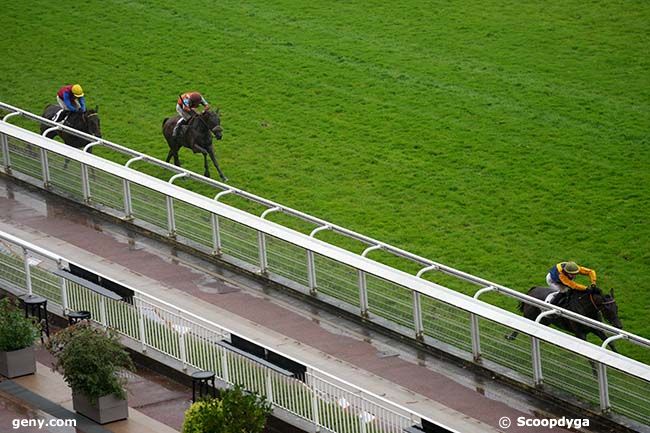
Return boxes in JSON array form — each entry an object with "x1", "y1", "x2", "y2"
[
  {"x1": 470, "y1": 314, "x2": 481, "y2": 361},
  {"x1": 136, "y1": 298, "x2": 148, "y2": 352},
  {"x1": 306, "y1": 251, "x2": 316, "y2": 294},
  {"x1": 257, "y1": 231, "x2": 268, "y2": 274},
  {"x1": 531, "y1": 309, "x2": 556, "y2": 386},
  {"x1": 307, "y1": 225, "x2": 331, "y2": 295},
  {"x1": 531, "y1": 337, "x2": 543, "y2": 386},
  {"x1": 412, "y1": 291, "x2": 424, "y2": 341},
  {"x1": 414, "y1": 265, "x2": 437, "y2": 340},
  {"x1": 357, "y1": 270, "x2": 369, "y2": 318},
  {"x1": 122, "y1": 155, "x2": 146, "y2": 220},
  {"x1": 166, "y1": 195, "x2": 176, "y2": 237},
  {"x1": 597, "y1": 362, "x2": 610, "y2": 413},
  {"x1": 309, "y1": 375, "x2": 321, "y2": 430},
  {"x1": 122, "y1": 179, "x2": 133, "y2": 219},
  {"x1": 0, "y1": 132, "x2": 11, "y2": 171},
  {"x1": 39, "y1": 148, "x2": 50, "y2": 188},
  {"x1": 265, "y1": 370, "x2": 274, "y2": 403},
  {"x1": 99, "y1": 296, "x2": 107, "y2": 328},
  {"x1": 220, "y1": 349, "x2": 229, "y2": 383},
  {"x1": 596, "y1": 334, "x2": 625, "y2": 413},
  {"x1": 178, "y1": 311, "x2": 187, "y2": 371},
  {"x1": 257, "y1": 207, "x2": 281, "y2": 275},
  {"x1": 22, "y1": 247, "x2": 33, "y2": 296},
  {"x1": 60, "y1": 278, "x2": 69, "y2": 314},
  {"x1": 210, "y1": 213, "x2": 221, "y2": 255},
  {"x1": 357, "y1": 245, "x2": 381, "y2": 319},
  {"x1": 80, "y1": 163, "x2": 90, "y2": 203},
  {"x1": 165, "y1": 173, "x2": 188, "y2": 238},
  {"x1": 470, "y1": 286, "x2": 496, "y2": 361}
]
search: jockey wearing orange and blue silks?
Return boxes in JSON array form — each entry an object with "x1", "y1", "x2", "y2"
[
  {"x1": 173, "y1": 92, "x2": 210, "y2": 137},
  {"x1": 546, "y1": 261, "x2": 597, "y2": 293}
]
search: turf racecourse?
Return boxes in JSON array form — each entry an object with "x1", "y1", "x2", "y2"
[{"x1": 2, "y1": 1, "x2": 649, "y2": 363}]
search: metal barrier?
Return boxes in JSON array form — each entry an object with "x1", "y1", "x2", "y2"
[
  {"x1": 0, "y1": 230, "x2": 433, "y2": 433},
  {"x1": 0, "y1": 102, "x2": 649, "y2": 427}
]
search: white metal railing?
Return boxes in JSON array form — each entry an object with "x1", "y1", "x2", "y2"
[
  {"x1": 0, "y1": 230, "x2": 436, "y2": 433},
  {"x1": 1, "y1": 103, "x2": 649, "y2": 427}
]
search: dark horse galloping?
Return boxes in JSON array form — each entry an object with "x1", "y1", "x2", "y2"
[
  {"x1": 506, "y1": 286, "x2": 623, "y2": 352},
  {"x1": 162, "y1": 109, "x2": 227, "y2": 181},
  {"x1": 40, "y1": 105, "x2": 102, "y2": 149}
]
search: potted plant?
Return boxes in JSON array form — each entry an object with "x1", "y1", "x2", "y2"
[
  {"x1": 47, "y1": 322, "x2": 135, "y2": 424},
  {"x1": 182, "y1": 384, "x2": 272, "y2": 433},
  {"x1": 0, "y1": 297, "x2": 39, "y2": 378}
]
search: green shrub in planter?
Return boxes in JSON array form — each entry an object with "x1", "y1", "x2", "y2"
[
  {"x1": 0, "y1": 297, "x2": 39, "y2": 352},
  {"x1": 0, "y1": 297, "x2": 40, "y2": 378},
  {"x1": 182, "y1": 385, "x2": 272, "y2": 433},
  {"x1": 46, "y1": 322, "x2": 135, "y2": 404}
]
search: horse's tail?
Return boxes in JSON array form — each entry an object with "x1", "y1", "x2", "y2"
[{"x1": 162, "y1": 117, "x2": 169, "y2": 127}]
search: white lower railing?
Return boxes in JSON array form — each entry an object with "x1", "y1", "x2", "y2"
[{"x1": 0, "y1": 230, "x2": 434, "y2": 433}]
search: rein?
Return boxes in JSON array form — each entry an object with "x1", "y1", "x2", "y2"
[
  {"x1": 193, "y1": 112, "x2": 220, "y2": 135},
  {"x1": 588, "y1": 293, "x2": 615, "y2": 313}
]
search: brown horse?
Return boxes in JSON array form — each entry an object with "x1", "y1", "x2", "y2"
[{"x1": 162, "y1": 109, "x2": 227, "y2": 181}]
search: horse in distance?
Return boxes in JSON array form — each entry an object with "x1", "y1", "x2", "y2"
[{"x1": 162, "y1": 108, "x2": 227, "y2": 181}]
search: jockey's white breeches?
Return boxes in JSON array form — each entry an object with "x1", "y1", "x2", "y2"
[{"x1": 546, "y1": 273, "x2": 568, "y2": 292}]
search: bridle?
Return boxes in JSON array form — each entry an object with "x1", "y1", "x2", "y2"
[
  {"x1": 193, "y1": 111, "x2": 222, "y2": 135},
  {"x1": 588, "y1": 293, "x2": 615, "y2": 313}
]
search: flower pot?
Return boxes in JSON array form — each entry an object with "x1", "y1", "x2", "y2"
[
  {"x1": 0, "y1": 346, "x2": 36, "y2": 378},
  {"x1": 72, "y1": 390, "x2": 129, "y2": 424}
]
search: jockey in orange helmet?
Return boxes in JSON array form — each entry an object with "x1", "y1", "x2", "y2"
[{"x1": 173, "y1": 92, "x2": 210, "y2": 137}]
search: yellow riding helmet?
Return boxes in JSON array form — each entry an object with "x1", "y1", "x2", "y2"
[
  {"x1": 71, "y1": 84, "x2": 84, "y2": 97},
  {"x1": 564, "y1": 261, "x2": 580, "y2": 274}
]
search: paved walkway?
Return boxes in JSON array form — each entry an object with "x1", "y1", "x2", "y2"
[
  {"x1": 0, "y1": 348, "x2": 183, "y2": 433},
  {"x1": 0, "y1": 174, "x2": 619, "y2": 433}
]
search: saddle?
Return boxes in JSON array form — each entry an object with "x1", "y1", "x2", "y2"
[
  {"x1": 549, "y1": 291, "x2": 570, "y2": 308},
  {"x1": 51, "y1": 109, "x2": 68, "y2": 123}
]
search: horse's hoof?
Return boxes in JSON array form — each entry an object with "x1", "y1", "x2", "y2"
[
  {"x1": 505, "y1": 334, "x2": 515, "y2": 341},
  {"x1": 221, "y1": 176, "x2": 229, "y2": 183}
]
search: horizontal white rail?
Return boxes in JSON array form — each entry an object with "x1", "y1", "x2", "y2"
[
  {"x1": 1, "y1": 102, "x2": 649, "y2": 428},
  {"x1": 1, "y1": 101, "x2": 646, "y2": 350}
]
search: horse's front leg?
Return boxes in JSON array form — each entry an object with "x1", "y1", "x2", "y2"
[
  {"x1": 575, "y1": 332, "x2": 599, "y2": 376},
  {"x1": 207, "y1": 147, "x2": 228, "y2": 182},
  {"x1": 202, "y1": 152, "x2": 211, "y2": 178}
]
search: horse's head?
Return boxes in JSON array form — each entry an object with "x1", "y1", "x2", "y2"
[
  {"x1": 593, "y1": 287, "x2": 622, "y2": 329},
  {"x1": 83, "y1": 106, "x2": 102, "y2": 139},
  {"x1": 200, "y1": 108, "x2": 223, "y2": 140}
]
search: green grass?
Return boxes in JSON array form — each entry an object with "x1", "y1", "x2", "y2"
[{"x1": 1, "y1": 1, "x2": 649, "y2": 364}]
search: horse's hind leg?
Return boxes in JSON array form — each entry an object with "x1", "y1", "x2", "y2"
[
  {"x1": 506, "y1": 304, "x2": 536, "y2": 340},
  {"x1": 165, "y1": 147, "x2": 181, "y2": 167}
]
